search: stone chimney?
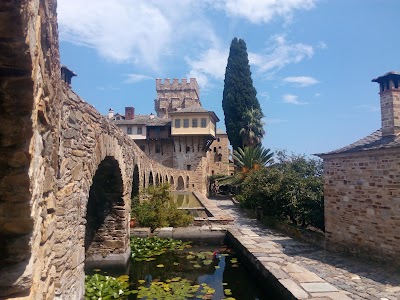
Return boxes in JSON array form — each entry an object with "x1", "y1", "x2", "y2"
[
  {"x1": 108, "y1": 108, "x2": 114, "y2": 119},
  {"x1": 61, "y1": 65, "x2": 77, "y2": 86},
  {"x1": 125, "y1": 107, "x2": 135, "y2": 120},
  {"x1": 372, "y1": 71, "x2": 400, "y2": 138}
]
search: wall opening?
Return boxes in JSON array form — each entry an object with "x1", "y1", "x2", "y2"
[
  {"x1": 131, "y1": 165, "x2": 139, "y2": 199},
  {"x1": 177, "y1": 176, "x2": 184, "y2": 190},
  {"x1": 85, "y1": 156, "x2": 126, "y2": 260},
  {"x1": 149, "y1": 171, "x2": 154, "y2": 186}
]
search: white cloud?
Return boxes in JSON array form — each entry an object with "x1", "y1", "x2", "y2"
[
  {"x1": 209, "y1": 0, "x2": 317, "y2": 24},
  {"x1": 186, "y1": 34, "x2": 315, "y2": 89},
  {"x1": 58, "y1": 0, "x2": 319, "y2": 89},
  {"x1": 250, "y1": 35, "x2": 314, "y2": 73},
  {"x1": 283, "y1": 76, "x2": 319, "y2": 87},
  {"x1": 57, "y1": 0, "x2": 217, "y2": 71},
  {"x1": 185, "y1": 48, "x2": 229, "y2": 88},
  {"x1": 282, "y1": 94, "x2": 309, "y2": 105},
  {"x1": 124, "y1": 74, "x2": 153, "y2": 84}
]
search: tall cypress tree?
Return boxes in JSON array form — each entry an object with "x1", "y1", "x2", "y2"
[{"x1": 222, "y1": 38, "x2": 263, "y2": 151}]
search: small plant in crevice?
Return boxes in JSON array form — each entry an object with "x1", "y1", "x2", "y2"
[
  {"x1": 85, "y1": 273, "x2": 132, "y2": 300},
  {"x1": 132, "y1": 183, "x2": 193, "y2": 230}
]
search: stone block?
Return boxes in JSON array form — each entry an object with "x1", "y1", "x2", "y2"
[
  {"x1": 279, "y1": 278, "x2": 309, "y2": 299},
  {"x1": 300, "y1": 282, "x2": 338, "y2": 293},
  {"x1": 289, "y1": 271, "x2": 325, "y2": 283}
]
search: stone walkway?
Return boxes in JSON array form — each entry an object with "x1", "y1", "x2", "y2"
[{"x1": 210, "y1": 197, "x2": 400, "y2": 300}]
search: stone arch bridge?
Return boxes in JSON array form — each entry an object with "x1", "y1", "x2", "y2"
[{"x1": 0, "y1": 1, "x2": 202, "y2": 298}]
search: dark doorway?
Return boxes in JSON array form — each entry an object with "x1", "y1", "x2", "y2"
[
  {"x1": 85, "y1": 156, "x2": 124, "y2": 257},
  {"x1": 131, "y1": 165, "x2": 139, "y2": 199},
  {"x1": 177, "y1": 176, "x2": 184, "y2": 190}
]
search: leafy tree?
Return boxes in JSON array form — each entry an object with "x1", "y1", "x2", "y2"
[
  {"x1": 239, "y1": 108, "x2": 265, "y2": 147},
  {"x1": 238, "y1": 152, "x2": 324, "y2": 231},
  {"x1": 217, "y1": 146, "x2": 273, "y2": 187},
  {"x1": 222, "y1": 38, "x2": 263, "y2": 151},
  {"x1": 233, "y1": 146, "x2": 274, "y2": 172}
]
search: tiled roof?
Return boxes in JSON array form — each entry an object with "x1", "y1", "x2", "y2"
[
  {"x1": 169, "y1": 107, "x2": 209, "y2": 113},
  {"x1": 169, "y1": 107, "x2": 220, "y2": 121},
  {"x1": 113, "y1": 115, "x2": 170, "y2": 126},
  {"x1": 316, "y1": 129, "x2": 400, "y2": 156}
]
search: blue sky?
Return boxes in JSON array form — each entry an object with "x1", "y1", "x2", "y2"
[{"x1": 57, "y1": 0, "x2": 400, "y2": 155}]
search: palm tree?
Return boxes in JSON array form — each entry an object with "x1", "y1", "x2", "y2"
[
  {"x1": 217, "y1": 146, "x2": 274, "y2": 186},
  {"x1": 239, "y1": 108, "x2": 265, "y2": 147}
]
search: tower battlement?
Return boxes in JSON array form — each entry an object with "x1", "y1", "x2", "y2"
[
  {"x1": 156, "y1": 78, "x2": 199, "y2": 98},
  {"x1": 155, "y1": 78, "x2": 201, "y2": 118}
]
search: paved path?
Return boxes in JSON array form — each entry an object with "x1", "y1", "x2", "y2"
[{"x1": 210, "y1": 197, "x2": 400, "y2": 300}]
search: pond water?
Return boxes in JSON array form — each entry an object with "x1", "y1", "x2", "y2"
[
  {"x1": 171, "y1": 192, "x2": 210, "y2": 218},
  {"x1": 86, "y1": 243, "x2": 280, "y2": 299}
]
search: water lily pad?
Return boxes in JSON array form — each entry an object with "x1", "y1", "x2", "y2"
[
  {"x1": 224, "y1": 288, "x2": 232, "y2": 295},
  {"x1": 203, "y1": 259, "x2": 213, "y2": 265}
]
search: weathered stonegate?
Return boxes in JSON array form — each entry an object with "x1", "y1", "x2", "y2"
[{"x1": 0, "y1": 1, "x2": 200, "y2": 298}]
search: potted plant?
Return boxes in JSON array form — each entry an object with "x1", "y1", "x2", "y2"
[{"x1": 130, "y1": 216, "x2": 136, "y2": 228}]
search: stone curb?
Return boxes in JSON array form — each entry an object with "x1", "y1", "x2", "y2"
[{"x1": 226, "y1": 229, "x2": 352, "y2": 300}]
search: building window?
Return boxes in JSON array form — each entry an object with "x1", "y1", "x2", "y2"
[
  {"x1": 192, "y1": 118, "x2": 198, "y2": 127},
  {"x1": 187, "y1": 165, "x2": 191, "y2": 171},
  {"x1": 186, "y1": 146, "x2": 191, "y2": 153},
  {"x1": 127, "y1": 127, "x2": 132, "y2": 134},
  {"x1": 201, "y1": 118, "x2": 207, "y2": 128},
  {"x1": 155, "y1": 144, "x2": 161, "y2": 153},
  {"x1": 140, "y1": 145, "x2": 145, "y2": 151},
  {"x1": 217, "y1": 138, "x2": 220, "y2": 142},
  {"x1": 137, "y1": 127, "x2": 143, "y2": 134},
  {"x1": 175, "y1": 119, "x2": 181, "y2": 128},
  {"x1": 183, "y1": 119, "x2": 189, "y2": 128}
]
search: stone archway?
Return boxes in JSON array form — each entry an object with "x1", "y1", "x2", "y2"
[
  {"x1": 149, "y1": 171, "x2": 154, "y2": 186},
  {"x1": 131, "y1": 165, "x2": 139, "y2": 199},
  {"x1": 170, "y1": 176, "x2": 175, "y2": 189},
  {"x1": 85, "y1": 156, "x2": 129, "y2": 266},
  {"x1": 186, "y1": 176, "x2": 190, "y2": 189},
  {"x1": 177, "y1": 176, "x2": 184, "y2": 190},
  {"x1": 155, "y1": 173, "x2": 160, "y2": 186}
]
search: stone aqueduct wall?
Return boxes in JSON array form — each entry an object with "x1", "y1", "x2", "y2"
[
  {"x1": 0, "y1": 0, "x2": 202, "y2": 298},
  {"x1": 323, "y1": 149, "x2": 400, "y2": 263}
]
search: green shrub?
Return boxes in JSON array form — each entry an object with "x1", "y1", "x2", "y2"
[
  {"x1": 132, "y1": 184, "x2": 193, "y2": 230},
  {"x1": 239, "y1": 151, "x2": 325, "y2": 232}
]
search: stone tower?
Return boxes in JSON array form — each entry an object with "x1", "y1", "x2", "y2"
[
  {"x1": 372, "y1": 71, "x2": 400, "y2": 139},
  {"x1": 154, "y1": 78, "x2": 201, "y2": 118}
]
